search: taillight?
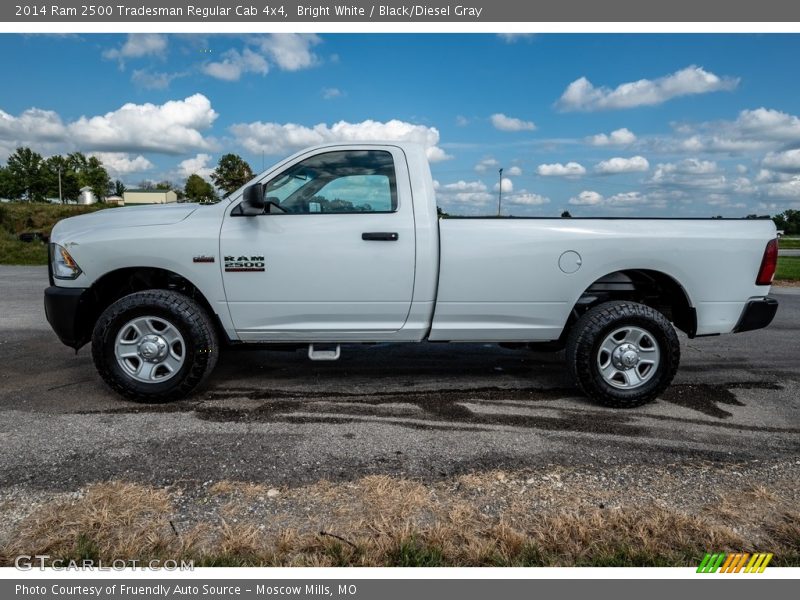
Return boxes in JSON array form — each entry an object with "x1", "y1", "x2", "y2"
[{"x1": 756, "y1": 238, "x2": 778, "y2": 285}]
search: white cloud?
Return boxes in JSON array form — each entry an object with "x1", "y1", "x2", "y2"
[
  {"x1": 732, "y1": 177, "x2": 756, "y2": 195},
  {"x1": 647, "y1": 159, "x2": 748, "y2": 199},
  {"x1": 755, "y1": 169, "x2": 793, "y2": 184},
  {"x1": 494, "y1": 177, "x2": 514, "y2": 193},
  {"x1": 607, "y1": 192, "x2": 648, "y2": 206},
  {"x1": 679, "y1": 135, "x2": 768, "y2": 154},
  {"x1": 706, "y1": 194, "x2": 746, "y2": 209},
  {"x1": 707, "y1": 194, "x2": 729, "y2": 206},
  {"x1": 203, "y1": 48, "x2": 269, "y2": 81},
  {"x1": 425, "y1": 146, "x2": 452, "y2": 162},
  {"x1": 177, "y1": 153, "x2": 214, "y2": 181},
  {"x1": 437, "y1": 180, "x2": 494, "y2": 206},
  {"x1": 66, "y1": 94, "x2": 218, "y2": 154},
  {"x1": 0, "y1": 107, "x2": 66, "y2": 144},
  {"x1": 645, "y1": 190, "x2": 686, "y2": 209},
  {"x1": 732, "y1": 108, "x2": 800, "y2": 142},
  {"x1": 103, "y1": 34, "x2": 168, "y2": 66},
  {"x1": 669, "y1": 108, "x2": 800, "y2": 155},
  {"x1": 199, "y1": 34, "x2": 321, "y2": 83},
  {"x1": 680, "y1": 159, "x2": 717, "y2": 174},
  {"x1": 649, "y1": 159, "x2": 731, "y2": 192},
  {"x1": 131, "y1": 69, "x2": 183, "y2": 90},
  {"x1": 762, "y1": 149, "x2": 800, "y2": 173},
  {"x1": 595, "y1": 156, "x2": 650, "y2": 174},
  {"x1": 654, "y1": 158, "x2": 718, "y2": 177},
  {"x1": 230, "y1": 118, "x2": 451, "y2": 162},
  {"x1": 252, "y1": 33, "x2": 321, "y2": 71},
  {"x1": 1, "y1": 99, "x2": 214, "y2": 160},
  {"x1": 442, "y1": 180, "x2": 486, "y2": 193},
  {"x1": 671, "y1": 122, "x2": 694, "y2": 135},
  {"x1": 89, "y1": 152, "x2": 154, "y2": 176},
  {"x1": 569, "y1": 190, "x2": 604, "y2": 205},
  {"x1": 506, "y1": 165, "x2": 522, "y2": 176},
  {"x1": 490, "y1": 113, "x2": 536, "y2": 132},
  {"x1": 536, "y1": 162, "x2": 586, "y2": 177},
  {"x1": 438, "y1": 182, "x2": 550, "y2": 214},
  {"x1": 456, "y1": 115, "x2": 470, "y2": 127},
  {"x1": 765, "y1": 176, "x2": 800, "y2": 198},
  {"x1": 474, "y1": 157, "x2": 499, "y2": 173},
  {"x1": 506, "y1": 192, "x2": 550, "y2": 206},
  {"x1": 587, "y1": 127, "x2": 636, "y2": 146},
  {"x1": 676, "y1": 137, "x2": 699, "y2": 152},
  {"x1": 322, "y1": 87, "x2": 343, "y2": 99},
  {"x1": 756, "y1": 169, "x2": 775, "y2": 183},
  {"x1": 557, "y1": 66, "x2": 739, "y2": 112},
  {"x1": 497, "y1": 33, "x2": 535, "y2": 43}
]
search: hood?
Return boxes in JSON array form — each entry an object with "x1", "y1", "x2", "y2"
[{"x1": 51, "y1": 203, "x2": 199, "y2": 242}]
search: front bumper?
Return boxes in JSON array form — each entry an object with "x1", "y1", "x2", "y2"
[
  {"x1": 733, "y1": 297, "x2": 779, "y2": 333},
  {"x1": 44, "y1": 286, "x2": 92, "y2": 349}
]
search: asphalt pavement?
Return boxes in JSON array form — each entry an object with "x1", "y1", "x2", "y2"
[{"x1": 1, "y1": 266, "x2": 798, "y2": 492}]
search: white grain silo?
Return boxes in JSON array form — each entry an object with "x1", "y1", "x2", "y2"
[{"x1": 78, "y1": 186, "x2": 97, "y2": 205}]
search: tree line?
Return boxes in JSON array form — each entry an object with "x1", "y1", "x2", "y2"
[
  {"x1": 0, "y1": 146, "x2": 255, "y2": 205},
  {"x1": 773, "y1": 209, "x2": 800, "y2": 235},
  {"x1": 0, "y1": 147, "x2": 112, "y2": 203}
]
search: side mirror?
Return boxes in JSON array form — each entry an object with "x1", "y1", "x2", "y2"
[{"x1": 240, "y1": 183, "x2": 265, "y2": 215}]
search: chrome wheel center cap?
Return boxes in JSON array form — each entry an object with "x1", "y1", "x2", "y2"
[
  {"x1": 138, "y1": 335, "x2": 167, "y2": 362},
  {"x1": 612, "y1": 343, "x2": 640, "y2": 369}
]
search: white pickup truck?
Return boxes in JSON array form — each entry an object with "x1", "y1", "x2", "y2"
[{"x1": 44, "y1": 142, "x2": 779, "y2": 408}]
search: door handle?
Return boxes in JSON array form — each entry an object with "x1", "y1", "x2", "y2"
[{"x1": 362, "y1": 232, "x2": 399, "y2": 241}]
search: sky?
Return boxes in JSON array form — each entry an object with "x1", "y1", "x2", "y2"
[{"x1": 1, "y1": 33, "x2": 800, "y2": 216}]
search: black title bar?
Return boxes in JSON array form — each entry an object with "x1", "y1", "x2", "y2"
[{"x1": 4, "y1": 0, "x2": 800, "y2": 22}]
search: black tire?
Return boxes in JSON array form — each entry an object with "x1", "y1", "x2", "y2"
[
  {"x1": 565, "y1": 301, "x2": 680, "y2": 408},
  {"x1": 91, "y1": 290, "x2": 219, "y2": 402}
]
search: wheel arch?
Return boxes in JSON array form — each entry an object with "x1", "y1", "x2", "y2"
[
  {"x1": 75, "y1": 266, "x2": 223, "y2": 348},
  {"x1": 571, "y1": 268, "x2": 697, "y2": 337}
]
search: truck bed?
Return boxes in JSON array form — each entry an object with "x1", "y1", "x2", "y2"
[{"x1": 429, "y1": 218, "x2": 775, "y2": 341}]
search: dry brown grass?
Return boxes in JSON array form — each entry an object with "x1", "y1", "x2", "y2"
[
  {"x1": 5, "y1": 483, "x2": 176, "y2": 562},
  {"x1": 2, "y1": 472, "x2": 798, "y2": 567}
]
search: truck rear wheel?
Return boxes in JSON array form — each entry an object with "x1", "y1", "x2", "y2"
[
  {"x1": 565, "y1": 301, "x2": 680, "y2": 408},
  {"x1": 91, "y1": 290, "x2": 219, "y2": 402}
]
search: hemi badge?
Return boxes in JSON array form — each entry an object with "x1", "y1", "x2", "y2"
[{"x1": 193, "y1": 256, "x2": 215, "y2": 263}]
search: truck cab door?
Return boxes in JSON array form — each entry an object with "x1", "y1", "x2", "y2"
[{"x1": 219, "y1": 146, "x2": 416, "y2": 341}]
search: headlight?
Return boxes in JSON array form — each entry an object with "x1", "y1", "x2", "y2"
[{"x1": 50, "y1": 243, "x2": 82, "y2": 280}]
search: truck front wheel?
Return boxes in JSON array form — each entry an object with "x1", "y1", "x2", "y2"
[
  {"x1": 91, "y1": 290, "x2": 219, "y2": 402},
  {"x1": 565, "y1": 301, "x2": 680, "y2": 408}
]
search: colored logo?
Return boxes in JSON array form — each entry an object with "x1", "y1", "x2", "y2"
[{"x1": 697, "y1": 552, "x2": 773, "y2": 573}]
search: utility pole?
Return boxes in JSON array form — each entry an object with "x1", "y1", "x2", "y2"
[
  {"x1": 58, "y1": 165, "x2": 63, "y2": 204},
  {"x1": 497, "y1": 167, "x2": 503, "y2": 216}
]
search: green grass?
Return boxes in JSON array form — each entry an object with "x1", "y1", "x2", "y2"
[
  {"x1": 387, "y1": 538, "x2": 444, "y2": 567},
  {"x1": 0, "y1": 202, "x2": 113, "y2": 265},
  {"x1": 0, "y1": 231, "x2": 49, "y2": 265},
  {"x1": 776, "y1": 257, "x2": 800, "y2": 281},
  {"x1": 779, "y1": 237, "x2": 800, "y2": 249},
  {"x1": 75, "y1": 533, "x2": 101, "y2": 562}
]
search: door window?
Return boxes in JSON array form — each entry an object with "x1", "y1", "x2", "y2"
[{"x1": 264, "y1": 150, "x2": 398, "y2": 214}]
